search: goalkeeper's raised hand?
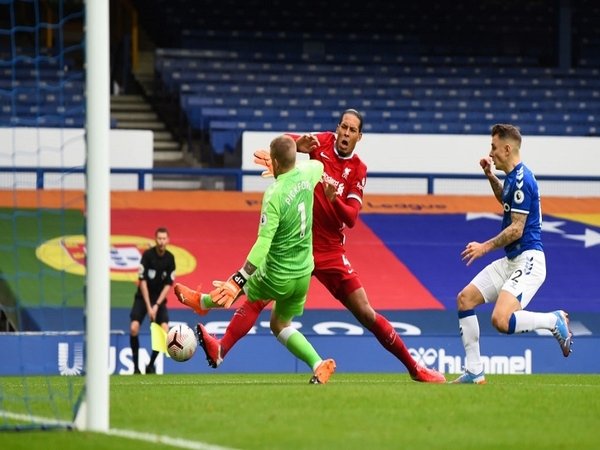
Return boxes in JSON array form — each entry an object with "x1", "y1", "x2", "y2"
[
  {"x1": 209, "y1": 270, "x2": 249, "y2": 308},
  {"x1": 253, "y1": 149, "x2": 273, "y2": 177}
]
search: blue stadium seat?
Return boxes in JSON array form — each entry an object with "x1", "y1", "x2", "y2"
[{"x1": 152, "y1": 19, "x2": 600, "y2": 151}]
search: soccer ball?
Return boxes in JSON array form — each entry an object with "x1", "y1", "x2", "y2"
[{"x1": 166, "y1": 324, "x2": 197, "y2": 362}]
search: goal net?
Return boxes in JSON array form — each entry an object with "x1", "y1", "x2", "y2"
[{"x1": 0, "y1": 0, "x2": 109, "y2": 431}]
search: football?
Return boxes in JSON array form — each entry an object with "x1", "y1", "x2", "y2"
[{"x1": 166, "y1": 324, "x2": 197, "y2": 362}]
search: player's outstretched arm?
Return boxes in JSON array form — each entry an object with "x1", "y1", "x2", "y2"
[
  {"x1": 210, "y1": 261, "x2": 257, "y2": 308},
  {"x1": 293, "y1": 133, "x2": 320, "y2": 153},
  {"x1": 461, "y1": 212, "x2": 526, "y2": 265}
]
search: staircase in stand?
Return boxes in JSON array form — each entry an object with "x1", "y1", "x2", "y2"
[{"x1": 111, "y1": 94, "x2": 181, "y2": 162}]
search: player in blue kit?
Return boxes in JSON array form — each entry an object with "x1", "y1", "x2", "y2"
[{"x1": 452, "y1": 124, "x2": 573, "y2": 384}]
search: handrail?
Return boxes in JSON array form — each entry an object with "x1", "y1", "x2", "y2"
[
  {"x1": 2, "y1": 166, "x2": 600, "y2": 193},
  {"x1": 0, "y1": 166, "x2": 247, "y2": 191},
  {"x1": 123, "y1": 0, "x2": 139, "y2": 72},
  {"x1": 113, "y1": 0, "x2": 139, "y2": 72},
  {"x1": 44, "y1": 1, "x2": 53, "y2": 49}
]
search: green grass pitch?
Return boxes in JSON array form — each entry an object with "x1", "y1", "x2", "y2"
[{"x1": 1, "y1": 373, "x2": 599, "y2": 449}]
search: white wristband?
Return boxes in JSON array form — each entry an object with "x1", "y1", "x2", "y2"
[{"x1": 238, "y1": 267, "x2": 251, "y2": 280}]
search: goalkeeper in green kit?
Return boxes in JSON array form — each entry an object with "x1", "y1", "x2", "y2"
[{"x1": 175, "y1": 134, "x2": 336, "y2": 384}]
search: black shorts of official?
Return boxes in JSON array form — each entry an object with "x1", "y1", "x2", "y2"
[{"x1": 129, "y1": 294, "x2": 170, "y2": 325}]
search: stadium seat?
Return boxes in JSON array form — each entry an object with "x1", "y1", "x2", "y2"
[{"x1": 145, "y1": 0, "x2": 600, "y2": 166}]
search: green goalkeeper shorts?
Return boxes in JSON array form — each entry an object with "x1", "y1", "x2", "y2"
[{"x1": 246, "y1": 270, "x2": 311, "y2": 321}]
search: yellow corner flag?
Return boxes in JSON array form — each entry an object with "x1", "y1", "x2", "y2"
[{"x1": 150, "y1": 322, "x2": 170, "y2": 357}]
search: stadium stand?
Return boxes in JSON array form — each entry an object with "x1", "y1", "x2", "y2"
[
  {"x1": 0, "y1": 0, "x2": 128, "y2": 131},
  {"x1": 153, "y1": 55, "x2": 599, "y2": 163},
  {"x1": 3, "y1": 1, "x2": 598, "y2": 165},
  {"x1": 572, "y1": 0, "x2": 600, "y2": 67},
  {"x1": 131, "y1": 0, "x2": 599, "y2": 166},
  {"x1": 0, "y1": 52, "x2": 87, "y2": 128}
]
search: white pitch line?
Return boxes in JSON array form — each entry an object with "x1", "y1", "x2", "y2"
[
  {"x1": 0, "y1": 410, "x2": 73, "y2": 427},
  {"x1": 0, "y1": 410, "x2": 239, "y2": 450},
  {"x1": 107, "y1": 428, "x2": 241, "y2": 450}
]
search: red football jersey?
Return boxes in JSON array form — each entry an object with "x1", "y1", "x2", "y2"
[{"x1": 307, "y1": 131, "x2": 367, "y2": 251}]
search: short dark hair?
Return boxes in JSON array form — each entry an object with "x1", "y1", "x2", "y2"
[
  {"x1": 339, "y1": 108, "x2": 363, "y2": 132},
  {"x1": 155, "y1": 227, "x2": 169, "y2": 236},
  {"x1": 491, "y1": 123, "x2": 522, "y2": 146}
]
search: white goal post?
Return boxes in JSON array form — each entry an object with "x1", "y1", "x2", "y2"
[{"x1": 83, "y1": 0, "x2": 111, "y2": 432}]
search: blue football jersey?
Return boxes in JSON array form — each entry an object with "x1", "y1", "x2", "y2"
[{"x1": 501, "y1": 162, "x2": 543, "y2": 258}]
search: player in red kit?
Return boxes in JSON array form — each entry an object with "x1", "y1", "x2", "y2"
[{"x1": 177, "y1": 109, "x2": 445, "y2": 382}]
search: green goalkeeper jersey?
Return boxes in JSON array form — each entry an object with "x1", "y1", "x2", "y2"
[{"x1": 246, "y1": 159, "x2": 324, "y2": 283}]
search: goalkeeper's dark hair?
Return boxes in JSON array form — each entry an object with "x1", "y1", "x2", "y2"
[
  {"x1": 339, "y1": 108, "x2": 363, "y2": 132},
  {"x1": 491, "y1": 123, "x2": 522, "y2": 147}
]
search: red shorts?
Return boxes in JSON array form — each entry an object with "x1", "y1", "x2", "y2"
[{"x1": 313, "y1": 250, "x2": 362, "y2": 301}]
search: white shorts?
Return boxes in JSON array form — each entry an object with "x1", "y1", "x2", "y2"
[{"x1": 470, "y1": 249, "x2": 546, "y2": 309}]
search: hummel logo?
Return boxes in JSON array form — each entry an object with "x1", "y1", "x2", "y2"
[{"x1": 320, "y1": 152, "x2": 330, "y2": 160}]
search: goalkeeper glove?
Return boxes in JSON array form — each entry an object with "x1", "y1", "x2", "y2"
[
  {"x1": 253, "y1": 149, "x2": 273, "y2": 177},
  {"x1": 209, "y1": 270, "x2": 248, "y2": 308}
]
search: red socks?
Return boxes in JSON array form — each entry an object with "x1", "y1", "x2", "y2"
[
  {"x1": 220, "y1": 299, "x2": 268, "y2": 357},
  {"x1": 221, "y1": 303, "x2": 417, "y2": 375},
  {"x1": 368, "y1": 313, "x2": 417, "y2": 375}
]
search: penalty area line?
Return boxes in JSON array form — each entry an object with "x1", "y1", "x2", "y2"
[{"x1": 108, "y1": 427, "x2": 240, "y2": 450}]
